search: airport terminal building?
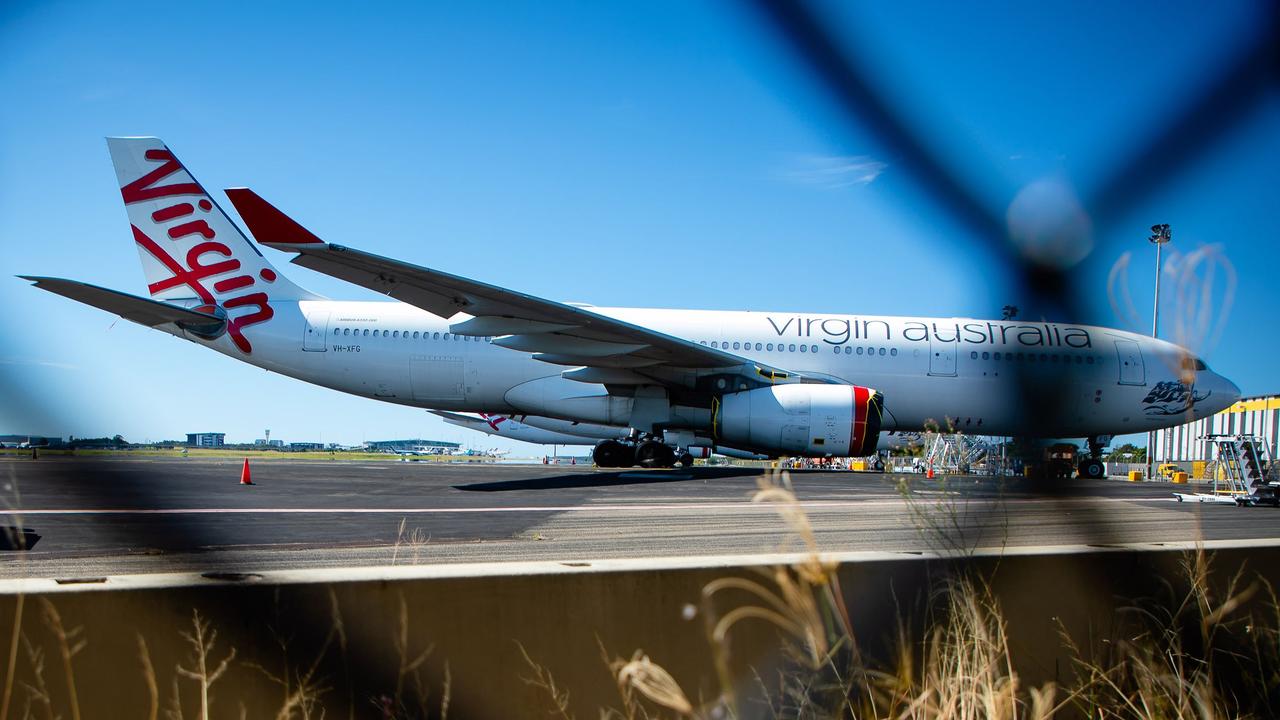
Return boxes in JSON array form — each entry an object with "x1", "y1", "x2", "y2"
[
  {"x1": 365, "y1": 439, "x2": 462, "y2": 453},
  {"x1": 1152, "y1": 394, "x2": 1280, "y2": 462},
  {"x1": 185, "y1": 432, "x2": 226, "y2": 448}
]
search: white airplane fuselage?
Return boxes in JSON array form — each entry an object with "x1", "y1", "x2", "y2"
[{"x1": 163, "y1": 298, "x2": 1238, "y2": 445}]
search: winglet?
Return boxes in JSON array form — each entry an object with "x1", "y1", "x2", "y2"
[{"x1": 224, "y1": 188, "x2": 326, "y2": 250}]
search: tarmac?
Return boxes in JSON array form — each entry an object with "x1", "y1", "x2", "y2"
[{"x1": 2, "y1": 456, "x2": 1279, "y2": 579}]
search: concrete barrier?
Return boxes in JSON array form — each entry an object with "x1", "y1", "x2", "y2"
[{"x1": 1, "y1": 541, "x2": 1277, "y2": 717}]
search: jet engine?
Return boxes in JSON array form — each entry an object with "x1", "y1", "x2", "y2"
[{"x1": 713, "y1": 384, "x2": 883, "y2": 457}]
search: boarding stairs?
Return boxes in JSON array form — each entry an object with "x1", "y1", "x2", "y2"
[
  {"x1": 924, "y1": 434, "x2": 996, "y2": 475},
  {"x1": 1175, "y1": 435, "x2": 1279, "y2": 506}
]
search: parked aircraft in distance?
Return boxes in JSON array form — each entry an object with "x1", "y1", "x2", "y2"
[{"x1": 22, "y1": 138, "x2": 1240, "y2": 474}]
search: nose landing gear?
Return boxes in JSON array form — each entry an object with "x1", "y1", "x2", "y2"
[{"x1": 1077, "y1": 435, "x2": 1111, "y2": 479}]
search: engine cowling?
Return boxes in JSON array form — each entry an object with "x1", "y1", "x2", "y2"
[{"x1": 713, "y1": 384, "x2": 883, "y2": 457}]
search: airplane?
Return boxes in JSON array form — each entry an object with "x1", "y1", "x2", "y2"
[{"x1": 21, "y1": 138, "x2": 1241, "y2": 476}]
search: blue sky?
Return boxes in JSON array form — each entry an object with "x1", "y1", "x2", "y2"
[{"x1": 1, "y1": 1, "x2": 1275, "y2": 450}]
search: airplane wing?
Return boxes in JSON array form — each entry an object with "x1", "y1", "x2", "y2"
[
  {"x1": 225, "y1": 189, "x2": 825, "y2": 397},
  {"x1": 20, "y1": 276, "x2": 225, "y2": 331}
]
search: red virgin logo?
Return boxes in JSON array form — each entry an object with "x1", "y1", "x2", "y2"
[{"x1": 121, "y1": 149, "x2": 274, "y2": 354}]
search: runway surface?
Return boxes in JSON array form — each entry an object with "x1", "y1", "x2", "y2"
[{"x1": 2, "y1": 457, "x2": 1279, "y2": 579}]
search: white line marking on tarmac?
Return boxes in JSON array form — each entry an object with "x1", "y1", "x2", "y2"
[{"x1": 0, "y1": 496, "x2": 1135, "y2": 516}]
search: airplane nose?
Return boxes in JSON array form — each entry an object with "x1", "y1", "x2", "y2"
[{"x1": 1200, "y1": 372, "x2": 1241, "y2": 416}]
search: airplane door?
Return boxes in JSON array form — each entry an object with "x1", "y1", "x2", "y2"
[
  {"x1": 1114, "y1": 340, "x2": 1145, "y2": 385},
  {"x1": 302, "y1": 310, "x2": 330, "y2": 352},
  {"x1": 928, "y1": 336, "x2": 957, "y2": 376}
]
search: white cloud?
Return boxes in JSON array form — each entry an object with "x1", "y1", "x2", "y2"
[
  {"x1": 781, "y1": 154, "x2": 888, "y2": 189},
  {"x1": 0, "y1": 357, "x2": 78, "y2": 371}
]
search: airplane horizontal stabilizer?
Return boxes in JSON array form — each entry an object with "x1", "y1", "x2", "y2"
[{"x1": 20, "y1": 276, "x2": 224, "y2": 329}]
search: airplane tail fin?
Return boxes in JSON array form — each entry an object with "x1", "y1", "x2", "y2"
[
  {"x1": 105, "y1": 137, "x2": 318, "y2": 305},
  {"x1": 105, "y1": 137, "x2": 320, "y2": 353}
]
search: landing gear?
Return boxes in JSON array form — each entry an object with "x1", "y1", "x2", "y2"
[
  {"x1": 1077, "y1": 458, "x2": 1105, "y2": 480},
  {"x1": 1077, "y1": 435, "x2": 1110, "y2": 479},
  {"x1": 635, "y1": 440, "x2": 676, "y2": 469},
  {"x1": 594, "y1": 437, "x2": 686, "y2": 469},
  {"x1": 592, "y1": 439, "x2": 634, "y2": 469}
]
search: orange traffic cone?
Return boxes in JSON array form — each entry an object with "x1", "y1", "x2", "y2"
[
  {"x1": 240, "y1": 458, "x2": 253, "y2": 485},
  {"x1": 926, "y1": 464, "x2": 935, "y2": 479}
]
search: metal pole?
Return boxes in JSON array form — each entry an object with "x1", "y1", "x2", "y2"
[{"x1": 1147, "y1": 224, "x2": 1171, "y2": 482}]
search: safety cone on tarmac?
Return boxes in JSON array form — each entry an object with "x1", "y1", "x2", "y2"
[
  {"x1": 926, "y1": 463, "x2": 935, "y2": 480},
  {"x1": 240, "y1": 458, "x2": 253, "y2": 486}
]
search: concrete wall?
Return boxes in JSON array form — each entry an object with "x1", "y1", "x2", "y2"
[{"x1": 0, "y1": 545, "x2": 1276, "y2": 718}]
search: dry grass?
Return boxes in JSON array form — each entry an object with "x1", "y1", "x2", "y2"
[
  {"x1": 1060, "y1": 546, "x2": 1278, "y2": 719},
  {"x1": 391, "y1": 518, "x2": 431, "y2": 565}
]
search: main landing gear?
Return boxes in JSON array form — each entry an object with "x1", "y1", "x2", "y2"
[
  {"x1": 1076, "y1": 435, "x2": 1110, "y2": 480},
  {"x1": 593, "y1": 438, "x2": 693, "y2": 469}
]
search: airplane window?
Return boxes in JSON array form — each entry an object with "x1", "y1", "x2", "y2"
[
  {"x1": 767, "y1": 343, "x2": 774, "y2": 351},
  {"x1": 711, "y1": 341, "x2": 719, "y2": 348},
  {"x1": 982, "y1": 352, "x2": 989, "y2": 360},
  {"x1": 699, "y1": 341, "x2": 706, "y2": 345},
  {"x1": 800, "y1": 345, "x2": 807, "y2": 353},
  {"x1": 755, "y1": 343, "x2": 762, "y2": 351},
  {"x1": 970, "y1": 351, "x2": 978, "y2": 359},
  {"x1": 1017, "y1": 352, "x2": 1025, "y2": 361},
  {"x1": 833, "y1": 346, "x2": 840, "y2": 354},
  {"x1": 1086, "y1": 356, "x2": 1094, "y2": 364},
  {"x1": 890, "y1": 348, "x2": 898, "y2": 356},
  {"x1": 732, "y1": 342, "x2": 740, "y2": 350},
  {"x1": 877, "y1": 347, "x2": 885, "y2": 356},
  {"x1": 1051, "y1": 354, "x2": 1059, "y2": 362},
  {"x1": 856, "y1": 347, "x2": 863, "y2": 355},
  {"x1": 844, "y1": 346, "x2": 852, "y2": 354},
  {"x1": 443, "y1": 333, "x2": 450, "y2": 341},
  {"x1": 412, "y1": 331, "x2": 419, "y2": 339},
  {"x1": 788, "y1": 344, "x2": 796, "y2": 352},
  {"x1": 1028, "y1": 353, "x2": 1036, "y2": 362},
  {"x1": 362, "y1": 329, "x2": 369, "y2": 337},
  {"x1": 392, "y1": 331, "x2": 399, "y2": 338},
  {"x1": 1040, "y1": 353, "x2": 1048, "y2": 362}
]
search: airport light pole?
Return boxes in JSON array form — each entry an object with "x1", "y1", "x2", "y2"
[{"x1": 1147, "y1": 224, "x2": 1171, "y2": 481}]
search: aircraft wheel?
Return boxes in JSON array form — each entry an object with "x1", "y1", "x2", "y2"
[
  {"x1": 1077, "y1": 458, "x2": 1105, "y2": 480},
  {"x1": 593, "y1": 440, "x2": 630, "y2": 468},
  {"x1": 678, "y1": 453, "x2": 694, "y2": 468},
  {"x1": 635, "y1": 441, "x2": 675, "y2": 469}
]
